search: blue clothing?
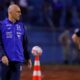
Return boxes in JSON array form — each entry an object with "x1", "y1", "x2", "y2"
[
  {"x1": 1, "y1": 18, "x2": 30, "y2": 62},
  {"x1": 51, "y1": 0, "x2": 63, "y2": 10},
  {"x1": 0, "y1": 22, "x2": 6, "y2": 61}
]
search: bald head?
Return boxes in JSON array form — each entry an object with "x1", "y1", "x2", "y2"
[
  {"x1": 8, "y1": 4, "x2": 20, "y2": 13},
  {"x1": 8, "y1": 4, "x2": 21, "y2": 22}
]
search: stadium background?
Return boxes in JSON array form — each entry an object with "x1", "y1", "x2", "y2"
[{"x1": 0, "y1": 0, "x2": 80, "y2": 80}]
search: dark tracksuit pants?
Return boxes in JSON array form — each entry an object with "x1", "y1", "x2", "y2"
[{"x1": 1, "y1": 61, "x2": 22, "y2": 80}]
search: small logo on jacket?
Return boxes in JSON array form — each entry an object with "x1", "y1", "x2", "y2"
[{"x1": 16, "y1": 24, "x2": 21, "y2": 31}]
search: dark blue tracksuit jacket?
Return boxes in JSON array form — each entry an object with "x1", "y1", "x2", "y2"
[{"x1": 0, "y1": 18, "x2": 30, "y2": 62}]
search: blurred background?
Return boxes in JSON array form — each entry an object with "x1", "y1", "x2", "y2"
[{"x1": 0, "y1": 0, "x2": 80, "y2": 64}]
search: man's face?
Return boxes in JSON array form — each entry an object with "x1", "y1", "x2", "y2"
[{"x1": 11, "y1": 7, "x2": 21, "y2": 21}]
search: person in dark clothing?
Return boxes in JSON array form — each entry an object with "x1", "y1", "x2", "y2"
[
  {"x1": 72, "y1": 28, "x2": 80, "y2": 64},
  {"x1": 59, "y1": 30, "x2": 71, "y2": 64}
]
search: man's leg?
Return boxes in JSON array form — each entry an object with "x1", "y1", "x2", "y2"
[
  {"x1": 1, "y1": 62, "x2": 11, "y2": 80},
  {"x1": 10, "y1": 62, "x2": 21, "y2": 80}
]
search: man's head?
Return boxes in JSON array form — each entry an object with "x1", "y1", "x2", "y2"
[
  {"x1": 8, "y1": 4, "x2": 21, "y2": 22},
  {"x1": 74, "y1": 28, "x2": 80, "y2": 37}
]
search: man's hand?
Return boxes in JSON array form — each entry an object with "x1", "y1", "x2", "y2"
[
  {"x1": 27, "y1": 59, "x2": 32, "y2": 69},
  {"x1": 1, "y1": 56, "x2": 9, "y2": 65}
]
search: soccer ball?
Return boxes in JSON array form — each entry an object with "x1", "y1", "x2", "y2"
[{"x1": 31, "y1": 46, "x2": 42, "y2": 56}]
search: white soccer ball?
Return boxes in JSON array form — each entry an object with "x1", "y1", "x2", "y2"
[{"x1": 31, "y1": 46, "x2": 42, "y2": 56}]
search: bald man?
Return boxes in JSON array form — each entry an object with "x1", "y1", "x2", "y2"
[
  {"x1": 72, "y1": 28, "x2": 80, "y2": 63},
  {"x1": 1, "y1": 4, "x2": 32, "y2": 80}
]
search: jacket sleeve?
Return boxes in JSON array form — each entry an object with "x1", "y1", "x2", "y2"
[
  {"x1": 23, "y1": 25, "x2": 30, "y2": 60},
  {"x1": 0, "y1": 22, "x2": 6, "y2": 59}
]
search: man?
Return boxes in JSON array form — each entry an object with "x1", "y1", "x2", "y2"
[
  {"x1": 72, "y1": 28, "x2": 80, "y2": 63},
  {"x1": 1, "y1": 4, "x2": 32, "y2": 80},
  {"x1": 59, "y1": 30, "x2": 71, "y2": 64}
]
